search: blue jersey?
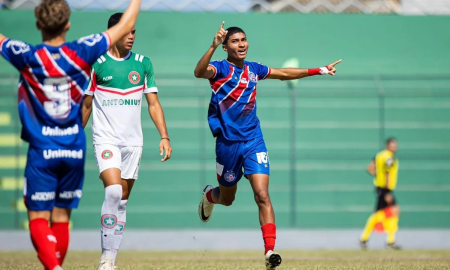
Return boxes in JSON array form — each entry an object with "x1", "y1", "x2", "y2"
[
  {"x1": 208, "y1": 60, "x2": 271, "y2": 141},
  {"x1": 0, "y1": 33, "x2": 110, "y2": 150}
]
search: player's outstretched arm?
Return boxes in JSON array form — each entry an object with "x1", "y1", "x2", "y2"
[
  {"x1": 145, "y1": 93, "x2": 172, "y2": 162},
  {"x1": 105, "y1": 0, "x2": 142, "y2": 46},
  {"x1": 194, "y1": 21, "x2": 228, "y2": 79},
  {"x1": 267, "y1": 60, "x2": 342, "y2": 80},
  {"x1": 82, "y1": 95, "x2": 93, "y2": 128},
  {"x1": 0, "y1": 33, "x2": 6, "y2": 43}
]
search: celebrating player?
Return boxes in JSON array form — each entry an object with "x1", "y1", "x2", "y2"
[
  {"x1": 0, "y1": 0, "x2": 142, "y2": 269},
  {"x1": 82, "y1": 12, "x2": 172, "y2": 270},
  {"x1": 360, "y1": 138, "x2": 401, "y2": 250},
  {"x1": 194, "y1": 22, "x2": 341, "y2": 270}
]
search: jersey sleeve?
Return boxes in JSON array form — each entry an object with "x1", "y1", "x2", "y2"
[
  {"x1": 252, "y1": 62, "x2": 271, "y2": 80},
  {"x1": 208, "y1": 60, "x2": 228, "y2": 81},
  {"x1": 85, "y1": 62, "x2": 99, "y2": 96},
  {"x1": 143, "y1": 58, "x2": 158, "y2": 94},
  {"x1": 70, "y1": 32, "x2": 110, "y2": 66},
  {"x1": 0, "y1": 38, "x2": 32, "y2": 71}
]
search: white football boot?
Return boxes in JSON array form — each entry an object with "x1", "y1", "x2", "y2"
[
  {"x1": 53, "y1": 267, "x2": 63, "y2": 270},
  {"x1": 265, "y1": 250, "x2": 282, "y2": 270},
  {"x1": 98, "y1": 258, "x2": 114, "y2": 270},
  {"x1": 198, "y1": 185, "x2": 215, "y2": 223}
]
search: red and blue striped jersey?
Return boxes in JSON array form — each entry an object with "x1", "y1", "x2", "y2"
[
  {"x1": 208, "y1": 60, "x2": 271, "y2": 141},
  {"x1": 0, "y1": 33, "x2": 110, "y2": 149}
]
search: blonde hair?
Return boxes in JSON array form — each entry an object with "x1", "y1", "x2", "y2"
[{"x1": 35, "y1": 0, "x2": 71, "y2": 36}]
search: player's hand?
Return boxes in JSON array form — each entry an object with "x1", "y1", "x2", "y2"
[
  {"x1": 212, "y1": 21, "x2": 228, "y2": 48},
  {"x1": 326, "y1": 59, "x2": 342, "y2": 76},
  {"x1": 160, "y1": 139, "x2": 172, "y2": 162}
]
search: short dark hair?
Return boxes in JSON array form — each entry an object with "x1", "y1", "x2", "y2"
[
  {"x1": 108, "y1": 12, "x2": 123, "y2": 29},
  {"x1": 386, "y1": 137, "x2": 397, "y2": 145},
  {"x1": 223, "y1": 27, "x2": 246, "y2": 45}
]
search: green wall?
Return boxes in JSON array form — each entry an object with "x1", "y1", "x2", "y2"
[{"x1": 0, "y1": 11, "x2": 449, "y2": 230}]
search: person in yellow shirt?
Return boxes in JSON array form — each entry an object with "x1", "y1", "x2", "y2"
[{"x1": 360, "y1": 138, "x2": 401, "y2": 250}]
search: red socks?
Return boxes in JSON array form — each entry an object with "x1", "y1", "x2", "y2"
[
  {"x1": 29, "y1": 218, "x2": 60, "y2": 270},
  {"x1": 51, "y1": 222, "x2": 70, "y2": 265},
  {"x1": 206, "y1": 189, "x2": 214, "y2": 204},
  {"x1": 261, "y1": 223, "x2": 276, "y2": 254}
]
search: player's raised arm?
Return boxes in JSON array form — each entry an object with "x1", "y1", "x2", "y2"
[
  {"x1": 194, "y1": 21, "x2": 228, "y2": 79},
  {"x1": 267, "y1": 59, "x2": 342, "y2": 81},
  {"x1": 0, "y1": 34, "x2": 6, "y2": 43},
  {"x1": 105, "y1": 0, "x2": 142, "y2": 46}
]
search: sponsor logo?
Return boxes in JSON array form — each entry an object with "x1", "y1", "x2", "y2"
[
  {"x1": 101, "y1": 214, "x2": 117, "y2": 229},
  {"x1": 129, "y1": 71, "x2": 140, "y2": 84},
  {"x1": 42, "y1": 124, "x2": 79, "y2": 136},
  {"x1": 249, "y1": 72, "x2": 257, "y2": 83},
  {"x1": 59, "y1": 189, "x2": 82, "y2": 199},
  {"x1": 256, "y1": 152, "x2": 269, "y2": 164},
  {"x1": 223, "y1": 171, "x2": 236, "y2": 183},
  {"x1": 31, "y1": 192, "x2": 55, "y2": 201},
  {"x1": 51, "y1": 53, "x2": 61, "y2": 60},
  {"x1": 240, "y1": 78, "x2": 248, "y2": 84},
  {"x1": 103, "y1": 76, "x2": 113, "y2": 81},
  {"x1": 43, "y1": 149, "x2": 83, "y2": 160},
  {"x1": 101, "y1": 99, "x2": 141, "y2": 107},
  {"x1": 101, "y1": 150, "x2": 113, "y2": 160},
  {"x1": 114, "y1": 222, "x2": 126, "y2": 235},
  {"x1": 6, "y1": 40, "x2": 30, "y2": 55}
]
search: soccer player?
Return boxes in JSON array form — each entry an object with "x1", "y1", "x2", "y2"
[
  {"x1": 360, "y1": 138, "x2": 401, "y2": 250},
  {"x1": 0, "y1": 0, "x2": 142, "y2": 269},
  {"x1": 194, "y1": 22, "x2": 341, "y2": 269},
  {"x1": 82, "y1": 12, "x2": 172, "y2": 270}
]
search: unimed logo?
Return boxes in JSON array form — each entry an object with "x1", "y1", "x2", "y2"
[
  {"x1": 42, "y1": 124, "x2": 79, "y2": 136},
  {"x1": 59, "y1": 190, "x2": 82, "y2": 199},
  {"x1": 43, "y1": 149, "x2": 83, "y2": 160},
  {"x1": 31, "y1": 192, "x2": 55, "y2": 201}
]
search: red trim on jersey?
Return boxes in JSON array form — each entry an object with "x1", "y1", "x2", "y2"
[
  {"x1": 21, "y1": 67, "x2": 50, "y2": 103},
  {"x1": 210, "y1": 66, "x2": 234, "y2": 94},
  {"x1": 262, "y1": 67, "x2": 272, "y2": 80},
  {"x1": 60, "y1": 46, "x2": 90, "y2": 77},
  {"x1": 36, "y1": 48, "x2": 64, "y2": 77},
  {"x1": 208, "y1": 64, "x2": 217, "y2": 79},
  {"x1": 242, "y1": 86, "x2": 257, "y2": 115},
  {"x1": 0, "y1": 38, "x2": 8, "y2": 53},
  {"x1": 96, "y1": 85, "x2": 145, "y2": 96},
  {"x1": 219, "y1": 65, "x2": 249, "y2": 112},
  {"x1": 89, "y1": 69, "x2": 97, "y2": 93}
]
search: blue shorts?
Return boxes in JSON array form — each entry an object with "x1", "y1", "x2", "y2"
[
  {"x1": 24, "y1": 147, "x2": 85, "y2": 211},
  {"x1": 215, "y1": 136, "x2": 270, "y2": 187}
]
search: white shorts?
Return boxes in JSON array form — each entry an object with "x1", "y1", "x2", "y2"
[{"x1": 94, "y1": 144, "x2": 143, "y2": 180}]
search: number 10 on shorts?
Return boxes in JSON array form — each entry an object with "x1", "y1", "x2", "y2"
[{"x1": 256, "y1": 152, "x2": 269, "y2": 164}]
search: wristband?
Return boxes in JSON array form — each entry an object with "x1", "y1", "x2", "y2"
[
  {"x1": 308, "y1": 66, "x2": 329, "y2": 76},
  {"x1": 161, "y1": 138, "x2": 170, "y2": 141}
]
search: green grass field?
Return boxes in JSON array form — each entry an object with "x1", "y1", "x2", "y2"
[{"x1": 1, "y1": 250, "x2": 450, "y2": 270}]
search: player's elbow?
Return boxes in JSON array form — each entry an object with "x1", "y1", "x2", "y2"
[{"x1": 194, "y1": 69, "x2": 204, "y2": 78}]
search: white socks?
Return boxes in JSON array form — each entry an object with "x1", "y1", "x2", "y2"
[
  {"x1": 101, "y1": 184, "x2": 122, "y2": 260},
  {"x1": 111, "y1": 199, "x2": 128, "y2": 265}
]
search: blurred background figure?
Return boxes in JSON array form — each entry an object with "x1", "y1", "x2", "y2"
[{"x1": 360, "y1": 138, "x2": 400, "y2": 250}]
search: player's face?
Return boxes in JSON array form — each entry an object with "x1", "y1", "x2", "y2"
[
  {"x1": 387, "y1": 141, "x2": 398, "y2": 153},
  {"x1": 224, "y1": 32, "x2": 248, "y2": 61},
  {"x1": 118, "y1": 28, "x2": 136, "y2": 51}
]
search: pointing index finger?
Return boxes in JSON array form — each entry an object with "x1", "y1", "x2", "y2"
[
  {"x1": 220, "y1": 21, "x2": 225, "y2": 30},
  {"x1": 331, "y1": 59, "x2": 342, "y2": 66}
]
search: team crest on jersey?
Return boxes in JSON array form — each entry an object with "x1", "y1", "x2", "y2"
[
  {"x1": 128, "y1": 71, "x2": 140, "y2": 84},
  {"x1": 249, "y1": 72, "x2": 257, "y2": 83},
  {"x1": 101, "y1": 214, "x2": 117, "y2": 229},
  {"x1": 223, "y1": 171, "x2": 236, "y2": 182},
  {"x1": 114, "y1": 221, "x2": 126, "y2": 235},
  {"x1": 101, "y1": 150, "x2": 113, "y2": 160}
]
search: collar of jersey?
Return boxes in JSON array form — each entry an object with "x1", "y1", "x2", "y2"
[
  {"x1": 225, "y1": 59, "x2": 246, "y2": 70},
  {"x1": 107, "y1": 51, "x2": 132, "y2": 61}
]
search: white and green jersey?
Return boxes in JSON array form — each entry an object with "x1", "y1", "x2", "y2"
[{"x1": 86, "y1": 51, "x2": 157, "y2": 146}]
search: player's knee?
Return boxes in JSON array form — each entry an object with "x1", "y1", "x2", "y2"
[
  {"x1": 220, "y1": 196, "x2": 235, "y2": 206},
  {"x1": 254, "y1": 190, "x2": 270, "y2": 206},
  {"x1": 105, "y1": 184, "x2": 122, "y2": 202}
]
